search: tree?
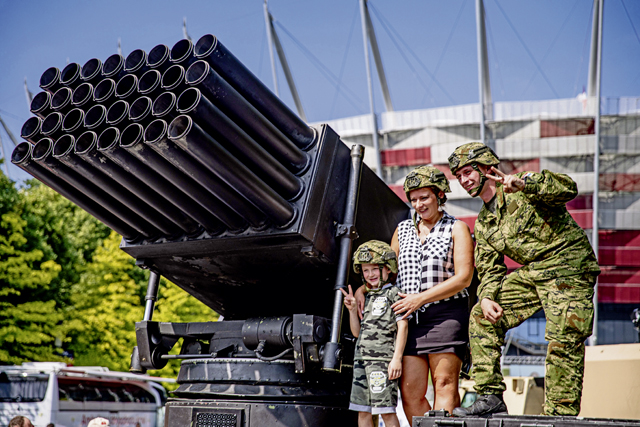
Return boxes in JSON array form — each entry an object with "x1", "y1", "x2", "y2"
[
  {"x1": 20, "y1": 180, "x2": 110, "y2": 309},
  {"x1": 0, "y1": 172, "x2": 65, "y2": 364},
  {"x1": 68, "y1": 231, "x2": 145, "y2": 371}
]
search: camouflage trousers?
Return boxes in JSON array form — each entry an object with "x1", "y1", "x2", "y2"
[
  {"x1": 349, "y1": 359, "x2": 398, "y2": 415},
  {"x1": 469, "y1": 266, "x2": 596, "y2": 416}
]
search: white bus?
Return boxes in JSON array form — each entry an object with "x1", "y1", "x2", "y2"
[{"x1": 0, "y1": 362, "x2": 174, "y2": 427}]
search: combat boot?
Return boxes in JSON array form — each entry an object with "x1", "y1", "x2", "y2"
[{"x1": 452, "y1": 394, "x2": 508, "y2": 417}]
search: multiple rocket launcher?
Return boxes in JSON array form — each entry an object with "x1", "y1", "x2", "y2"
[{"x1": 12, "y1": 34, "x2": 409, "y2": 427}]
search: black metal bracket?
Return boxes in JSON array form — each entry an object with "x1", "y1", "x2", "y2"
[{"x1": 335, "y1": 223, "x2": 358, "y2": 240}]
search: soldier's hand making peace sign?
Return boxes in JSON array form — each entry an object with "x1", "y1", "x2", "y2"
[{"x1": 485, "y1": 166, "x2": 525, "y2": 193}]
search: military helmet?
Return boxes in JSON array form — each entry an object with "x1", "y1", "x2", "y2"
[
  {"x1": 403, "y1": 165, "x2": 450, "y2": 202},
  {"x1": 352, "y1": 240, "x2": 398, "y2": 274},
  {"x1": 448, "y1": 142, "x2": 500, "y2": 175}
]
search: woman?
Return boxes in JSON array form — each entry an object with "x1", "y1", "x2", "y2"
[{"x1": 356, "y1": 165, "x2": 474, "y2": 418}]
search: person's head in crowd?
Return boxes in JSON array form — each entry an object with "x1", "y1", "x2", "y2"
[
  {"x1": 87, "y1": 418, "x2": 109, "y2": 427},
  {"x1": 8, "y1": 416, "x2": 33, "y2": 427}
]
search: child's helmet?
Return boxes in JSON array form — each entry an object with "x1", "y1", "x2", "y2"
[
  {"x1": 403, "y1": 165, "x2": 450, "y2": 204},
  {"x1": 448, "y1": 142, "x2": 500, "y2": 175},
  {"x1": 352, "y1": 240, "x2": 398, "y2": 274}
]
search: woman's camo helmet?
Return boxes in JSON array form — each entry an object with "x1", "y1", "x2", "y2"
[
  {"x1": 352, "y1": 240, "x2": 398, "y2": 275},
  {"x1": 403, "y1": 165, "x2": 451, "y2": 204},
  {"x1": 448, "y1": 142, "x2": 500, "y2": 175}
]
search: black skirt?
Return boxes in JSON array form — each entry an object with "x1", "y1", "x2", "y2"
[{"x1": 404, "y1": 295, "x2": 469, "y2": 361}]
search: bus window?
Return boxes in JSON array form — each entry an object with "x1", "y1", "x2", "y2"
[
  {"x1": 58, "y1": 379, "x2": 156, "y2": 403},
  {"x1": 0, "y1": 373, "x2": 48, "y2": 402}
]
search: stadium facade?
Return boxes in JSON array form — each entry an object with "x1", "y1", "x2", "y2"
[{"x1": 316, "y1": 94, "x2": 640, "y2": 351}]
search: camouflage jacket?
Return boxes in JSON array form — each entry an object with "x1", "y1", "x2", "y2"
[
  {"x1": 354, "y1": 284, "x2": 404, "y2": 361},
  {"x1": 474, "y1": 170, "x2": 600, "y2": 301}
]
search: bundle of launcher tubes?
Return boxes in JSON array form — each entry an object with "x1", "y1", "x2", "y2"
[{"x1": 13, "y1": 34, "x2": 317, "y2": 244}]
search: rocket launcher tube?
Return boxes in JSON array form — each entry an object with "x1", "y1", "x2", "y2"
[
  {"x1": 129, "y1": 96, "x2": 155, "y2": 126},
  {"x1": 53, "y1": 134, "x2": 175, "y2": 237},
  {"x1": 93, "y1": 79, "x2": 117, "y2": 108},
  {"x1": 144, "y1": 119, "x2": 266, "y2": 228},
  {"x1": 71, "y1": 83, "x2": 95, "y2": 110},
  {"x1": 41, "y1": 112, "x2": 65, "y2": 141},
  {"x1": 176, "y1": 87, "x2": 303, "y2": 201},
  {"x1": 115, "y1": 74, "x2": 139, "y2": 102},
  {"x1": 137, "y1": 70, "x2": 163, "y2": 98},
  {"x1": 151, "y1": 91, "x2": 179, "y2": 122},
  {"x1": 11, "y1": 141, "x2": 140, "y2": 241},
  {"x1": 62, "y1": 109, "x2": 85, "y2": 134},
  {"x1": 80, "y1": 58, "x2": 102, "y2": 84},
  {"x1": 147, "y1": 44, "x2": 171, "y2": 72},
  {"x1": 60, "y1": 63, "x2": 82, "y2": 89},
  {"x1": 124, "y1": 49, "x2": 148, "y2": 76},
  {"x1": 120, "y1": 123, "x2": 246, "y2": 232},
  {"x1": 97, "y1": 127, "x2": 214, "y2": 236},
  {"x1": 170, "y1": 38, "x2": 196, "y2": 68},
  {"x1": 194, "y1": 34, "x2": 315, "y2": 149},
  {"x1": 168, "y1": 115, "x2": 295, "y2": 227},
  {"x1": 31, "y1": 137, "x2": 158, "y2": 239},
  {"x1": 51, "y1": 87, "x2": 74, "y2": 116},
  {"x1": 185, "y1": 60, "x2": 310, "y2": 174},
  {"x1": 161, "y1": 64, "x2": 187, "y2": 93},
  {"x1": 21, "y1": 116, "x2": 43, "y2": 144},
  {"x1": 31, "y1": 91, "x2": 53, "y2": 119},
  {"x1": 75, "y1": 130, "x2": 192, "y2": 237},
  {"x1": 40, "y1": 66, "x2": 63, "y2": 94},
  {"x1": 102, "y1": 53, "x2": 126, "y2": 81}
]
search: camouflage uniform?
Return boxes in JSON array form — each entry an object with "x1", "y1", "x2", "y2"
[
  {"x1": 350, "y1": 284, "x2": 404, "y2": 414},
  {"x1": 471, "y1": 170, "x2": 600, "y2": 416}
]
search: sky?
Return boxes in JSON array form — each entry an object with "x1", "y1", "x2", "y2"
[{"x1": 1, "y1": 0, "x2": 639, "y2": 182}]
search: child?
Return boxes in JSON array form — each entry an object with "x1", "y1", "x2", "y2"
[{"x1": 341, "y1": 240, "x2": 409, "y2": 427}]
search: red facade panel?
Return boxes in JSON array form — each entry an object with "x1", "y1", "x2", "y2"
[
  {"x1": 600, "y1": 173, "x2": 640, "y2": 192},
  {"x1": 597, "y1": 267, "x2": 640, "y2": 284},
  {"x1": 380, "y1": 147, "x2": 431, "y2": 167},
  {"x1": 540, "y1": 119, "x2": 594, "y2": 137},
  {"x1": 600, "y1": 230, "x2": 640, "y2": 247},
  {"x1": 598, "y1": 284, "x2": 640, "y2": 303},
  {"x1": 599, "y1": 247, "x2": 640, "y2": 267}
]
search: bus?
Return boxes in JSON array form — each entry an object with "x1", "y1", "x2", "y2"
[{"x1": 0, "y1": 362, "x2": 174, "y2": 427}]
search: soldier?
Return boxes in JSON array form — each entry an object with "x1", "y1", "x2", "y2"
[
  {"x1": 341, "y1": 240, "x2": 409, "y2": 427},
  {"x1": 448, "y1": 142, "x2": 600, "y2": 417}
]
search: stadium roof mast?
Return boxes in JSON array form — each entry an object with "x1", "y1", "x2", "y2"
[
  {"x1": 0, "y1": 115, "x2": 19, "y2": 179},
  {"x1": 476, "y1": 0, "x2": 492, "y2": 145},
  {"x1": 589, "y1": 0, "x2": 604, "y2": 347},
  {"x1": 263, "y1": 0, "x2": 307, "y2": 122},
  {"x1": 359, "y1": 0, "x2": 393, "y2": 178}
]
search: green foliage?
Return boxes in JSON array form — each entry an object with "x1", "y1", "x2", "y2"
[
  {"x1": 20, "y1": 180, "x2": 110, "y2": 309},
  {"x1": 0, "y1": 169, "x2": 216, "y2": 384},
  {"x1": 0, "y1": 173, "x2": 64, "y2": 364},
  {"x1": 68, "y1": 231, "x2": 144, "y2": 371}
]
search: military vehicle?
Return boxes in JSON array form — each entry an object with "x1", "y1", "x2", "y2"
[{"x1": 14, "y1": 34, "x2": 409, "y2": 427}]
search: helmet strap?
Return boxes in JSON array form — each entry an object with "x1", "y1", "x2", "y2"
[
  {"x1": 468, "y1": 163, "x2": 488, "y2": 197},
  {"x1": 379, "y1": 265, "x2": 389, "y2": 286}
]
